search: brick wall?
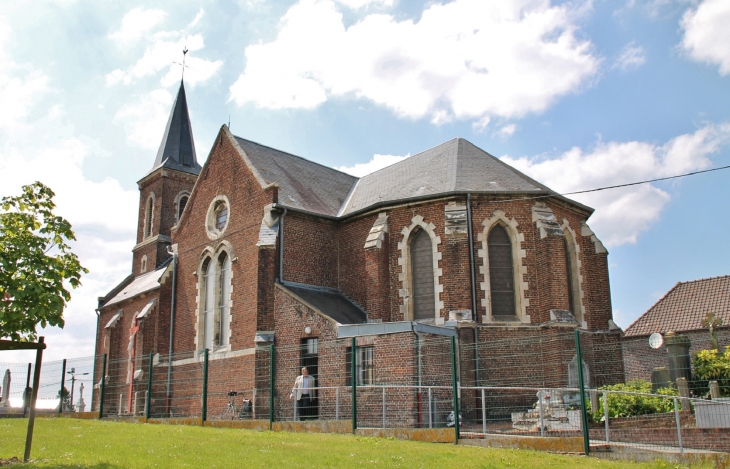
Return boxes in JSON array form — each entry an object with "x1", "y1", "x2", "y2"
[{"x1": 622, "y1": 328, "x2": 730, "y2": 382}]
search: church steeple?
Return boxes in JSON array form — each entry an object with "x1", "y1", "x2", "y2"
[{"x1": 150, "y1": 80, "x2": 201, "y2": 175}]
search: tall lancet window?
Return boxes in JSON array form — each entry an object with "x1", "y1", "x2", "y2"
[
  {"x1": 203, "y1": 258, "x2": 215, "y2": 349},
  {"x1": 201, "y1": 251, "x2": 232, "y2": 351},
  {"x1": 144, "y1": 195, "x2": 154, "y2": 239},
  {"x1": 411, "y1": 228, "x2": 434, "y2": 320},
  {"x1": 565, "y1": 237, "x2": 575, "y2": 316},
  {"x1": 488, "y1": 225, "x2": 516, "y2": 319},
  {"x1": 217, "y1": 252, "x2": 231, "y2": 347},
  {"x1": 563, "y1": 230, "x2": 582, "y2": 325}
]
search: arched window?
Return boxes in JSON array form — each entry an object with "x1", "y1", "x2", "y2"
[
  {"x1": 200, "y1": 251, "x2": 233, "y2": 350},
  {"x1": 410, "y1": 228, "x2": 434, "y2": 320},
  {"x1": 217, "y1": 251, "x2": 231, "y2": 347},
  {"x1": 144, "y1": 195, "x2": 154, "y2": 239},
  {"x1": 177, "y1": 195, "x2": 189, "y2": 222},
  {"x1": 563, "y1": 229, "x2": 583, "y2": 325},
  {"x1": 202, "y1": 257, "x2": 215, "y2": 349},
  {"x1": 488, "y1": 225, "x2": 516, "y2": 319},
  {"x1": 564, "y1": 237, "x2": 575, "y2": 315},
  {"x1": 140, "y1": 255, "x2": 148, "y2": 274}
]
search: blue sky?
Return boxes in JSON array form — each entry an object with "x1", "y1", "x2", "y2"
[{"x1": 2, "y1": 0, "x2": 729, "y2": 361}]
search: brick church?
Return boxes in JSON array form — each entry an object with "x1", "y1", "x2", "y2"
[{"x1": 93, "y1": 81, "x2": 623, "y2": 417}]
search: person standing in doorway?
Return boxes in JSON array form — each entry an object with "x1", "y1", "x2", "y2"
[{"x1": 289, "y1": 367, "x2": 316, "y2": 420}]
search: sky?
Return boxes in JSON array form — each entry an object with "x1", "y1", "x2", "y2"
[{"x1": 1, "y1": 0, "x2": 729, "y2": 363}]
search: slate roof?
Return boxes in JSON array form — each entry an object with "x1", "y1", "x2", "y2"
[
  {"x1": 150, "y1": 81, "x2": 202, "y2": 176},
  {"x1": 235, "y1": 137, "x2": 356, "y2": 217},
  {"x1": 624, "y1": 275, "x2": 730, "y2": 337},
  {"x1": 102, "y1": 263, "x2": 171, "y2": 308},
  {"x1": 279, "y1": 282, "x2": 367, "y2": 325},
  {"x1": 230, "y1": 134, "x2": 589, "y2": 218},
  {"x1": 339, "y1": 138, "x2": 558, "y2": 216}
]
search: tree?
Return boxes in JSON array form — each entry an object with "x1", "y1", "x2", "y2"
[{"x1": 0, "y1": 182, "x2": 88, "y2": 341}]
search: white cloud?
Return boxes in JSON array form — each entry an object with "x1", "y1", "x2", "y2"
[
  {"x1": 496, "y1": 123, "x2": 517, "y2": 138},
  {"x1": 337, "y1": 153, "x2": 409, "y2": 176},
  {"x1": 107, "y1": 33, "x2": 223, "y2": 87},
  {"x1": 680, "y1": 0, "x2": 730, "y2": 75},
  {"x1": 114, "y1": 89, "x2": 173, "y2": 150},
  {"x1": 501, "y1": 123, "x2": 730, "y2": 246},
  {"x1": 230, "y1": 0, "x2": 599, "y2": 123},
  {"x1": 106, "y1": 8, "x2": 223, "y2": 88},
  {"x1": 335, "y1": 0, "x2": 393, "y2": 8},
  {"x1": 0, "y1": 16, "x2": 137, "y2": 360},
  {"x1": 109, "y1": 7, "x2": 167, "y2": 47},
  {"x1": 612, "y1": 42, "x2": 646, "y2": 71},
  {"x1": 188, "y1": 8, "x2": 205, "y2": 29}
]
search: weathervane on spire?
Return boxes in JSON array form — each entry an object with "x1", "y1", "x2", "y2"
[{"x1": 173, "y1": 47, "x2": 189, "y2": 81}]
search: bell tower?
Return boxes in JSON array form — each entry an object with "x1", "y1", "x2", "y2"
[{"x1": 132, "y1": 80, "x2": 201, "y2": 276}]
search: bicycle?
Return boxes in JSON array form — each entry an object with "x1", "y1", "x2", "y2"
[{"x1": 222, "y1": 390, "x2": 252, "y2": 420}]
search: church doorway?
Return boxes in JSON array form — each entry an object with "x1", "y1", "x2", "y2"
[{"x1": 300, "y1": 338, "x2": 319, "y2": 420}]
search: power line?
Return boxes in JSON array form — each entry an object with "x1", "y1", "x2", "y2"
[
  {"x1": 490, "y1": 164, "x2": 730, "y2": 204},
  {"x1": 562, "y1": 164, "x2": 730, "y2": 196}
]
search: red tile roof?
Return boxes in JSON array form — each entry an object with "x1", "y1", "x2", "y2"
[{"x1": 624, "y1": 275, "x2": 730, "y2": 337}]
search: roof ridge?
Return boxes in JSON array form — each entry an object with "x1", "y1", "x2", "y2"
[
  {"x1": 233, "y1": 134, "x2": 357, "y2": 180},
  {"x1": 356, "y1": 138, "x2": 460, "y2": 182},
  {"x1": 675, "y1": 274, "x2": 730, "y2": 285}
]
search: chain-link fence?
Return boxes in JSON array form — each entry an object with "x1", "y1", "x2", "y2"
[{"x1": 3, "y1": 328, "x2": 730, "y2": 458}]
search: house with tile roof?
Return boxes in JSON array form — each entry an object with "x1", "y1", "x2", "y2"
[
  {"x1": 92, "y1": 81, "x2": 624, "y2": 418},
  {"x1": 623, "y1": 275, "x2": 730, "y2": 382}
]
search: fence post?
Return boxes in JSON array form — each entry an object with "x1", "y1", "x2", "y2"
[
  {"x1": 674, "y1": 397, "x2": 684, "y2": 455},
  {"x1": 450, "y1": 336, "x2": 460, "y2": 444},
  {"x1": 710, "y1": 381, "x2": 721, "y2": 399},
  {"x1": 603, "y1": 391, "x2": 609, "y2": 443},
  {"x1": 538, "y1": 390, "x2": 545, "y2": 437},
  {"x1": 335, "y1": 387, "x2": 339, "y2": 420},
  {"x1": 269, "y1": 343, "x2": 275, "y2": 431},
  {"x1": 99, "y1": 353, "x2": 107, "y2": 419},
  {"x1": 23, "y1": 363, "x2": 31, "y2": 417},
  {"x1": 145, "y1": 353, "x2": 153, "y2": 419},
  {"x1": 481, "y1": 388, "x2": 486, "y2": 434},
  {"x1": 382, "y1": 387, "x2": 386, "y2": 428},
  {"x1": 428, "y1": 387, "x2": 432, "y2": 428},
  {"x1": 351, "y1": 337, "x2": 357, "y2": 434},
  {"x1": 58, "y1": 359, "x2": 67, "y2": 416},
  {"x1": 201, "y1": 348, "x2": 209, "y2": 425},
  {"x1": 574, "y1": 330, "x2": 590, "y2": 455},
  {"x1": 23, "y1": 337, "x2": 44, "y2": 463}
]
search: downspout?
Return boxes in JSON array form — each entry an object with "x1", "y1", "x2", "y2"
[
  {"x1": 466, "y1": 194, "x2": 480, "y2": 386},
  {"x1": 278, "y1": 208, "x2": 287, "y2": 283},
  {"x1": 166, "y1": 246, "x2": 178, "y2": 415},
  {"x1": 416, "y1": 330, "x2": 423, "y2": 427}
]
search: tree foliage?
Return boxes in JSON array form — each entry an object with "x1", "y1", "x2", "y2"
[
  {"x1": 588, "y1": 380, "x2": 677, "y2": 422},
  {"x1": 693, "y1": 347, "x2": 730, "y2": 397},
  {"x1": 0, "y1": 182, "x2": 88, "y2": 341}
]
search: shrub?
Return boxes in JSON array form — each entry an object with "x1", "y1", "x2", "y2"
[
  {"x1": 588, "y1": 380, "x2": 677, "y2": 422},
  {"x1": 693, "y1": 347, "x2": 730, "y2": 397}
]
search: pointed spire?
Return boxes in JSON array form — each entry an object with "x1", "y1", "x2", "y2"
[{"x1": 150, "y1": 81, "x2": 201, "y2": 175}]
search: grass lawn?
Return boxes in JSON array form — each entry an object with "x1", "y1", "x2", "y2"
[{"x1": 0, "y1": 418, "x2": 708, "y2": 468}]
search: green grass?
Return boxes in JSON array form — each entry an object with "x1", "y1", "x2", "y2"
[{"x1": 0, "y1": 418, "x2": 707, "y2": 468}]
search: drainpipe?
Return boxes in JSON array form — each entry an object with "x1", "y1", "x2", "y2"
[
  {"x1": 416, "y1": 330, "x2": 423, "y2": 427},
  {"x1": 278, "y1": 208, "x2": 287, "y2": 283},
  {"x1": 166, "y1": 246, "x2": 178, "y2": 415},
  {"x1": 466, "y1": 194, "x2": 480, "y2": 386}
]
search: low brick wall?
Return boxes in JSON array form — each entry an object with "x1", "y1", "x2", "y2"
[
  {"x1": 356, "y1": 427, "x2": 455, "y2": 443},
  {"x1": 589, "y1": 427, "x2": 730, "y2": 453},
  {"x1": 461, "y1": 433, "x2": 584, "y2": 453}
]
